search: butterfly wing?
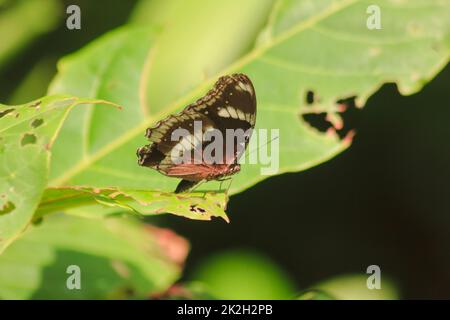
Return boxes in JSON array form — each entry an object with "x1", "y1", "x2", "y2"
[
  {"x1": 137, "y1": 111, "x2": 214, "y2": 177},
  {"x1": 190, "y1": 73, "x2": 256, "y2": 164}
]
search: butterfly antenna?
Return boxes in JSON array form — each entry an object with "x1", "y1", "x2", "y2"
[
  {"x1": 225, "y1": 177, "x2": 234, "y2": 195},
  {"x1": 190, "y1": 179, "x2": 206, "y2": 193},
  {"x1": 244, "y1": 136, "x2": 279, "y2": 158}
]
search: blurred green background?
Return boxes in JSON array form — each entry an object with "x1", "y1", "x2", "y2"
[{"x1": 1, "y1": 0, "x2": 449, "y2": 299}]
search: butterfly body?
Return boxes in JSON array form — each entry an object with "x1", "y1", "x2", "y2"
[
  {"x1": 137, "y1": 73, "x2": 256, "y2": 193},
  {"x1": 166, "y1": 163, "x2": 241, "y2": 182}
]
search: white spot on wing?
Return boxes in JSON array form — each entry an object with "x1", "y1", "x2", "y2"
[
  {"x1": 151, "y1": 131, "x2": 163, "y2": 138},
  {"x1": 218, "y1": 108, "x2": 231, "y2": 118},
  {"x1": 227, "y1": 106, "x2": 239, "y2": 119},
  {"x1": 238, "y1": 81, "x2": 247, "y2": 92},
  {"x1": 244, "y1": 83, "x2": 254, "y2": 95},
  {"x1": 236, "y1": 109, "x2": 246, "y2": 120}
]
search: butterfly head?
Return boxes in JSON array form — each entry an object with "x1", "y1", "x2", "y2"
[
  {"x1": 224, "y1": 162, "x2": 241, "y2": 177},
  {"x1": 229, "y1": 163, "x2": 241, "y2": 174},
  {"x1": 136, "y1": 146, "x2": 148, "y2": 165}
]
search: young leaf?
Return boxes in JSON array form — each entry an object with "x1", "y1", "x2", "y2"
[
  {"x1": 0, "y1": 214, "x2": 187, "y2": 299},
  {"x1": 36, "y1": 186, "x2": 229, "y2": 222},
  {"x1": 48, "y1": 0, "x2": 450, "y2": 196},
  {"x1": 0, "y1": 96, "x2": 118, "y2": 253}
]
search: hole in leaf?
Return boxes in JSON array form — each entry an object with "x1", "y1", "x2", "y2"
[
  {"x1": 0, "y1": 201, "x2": 15, "y2": 216},
  {"x1": 301, "y1": 96, "x2": 360, "y2": 141},
  {"x1": 336, "y1": 96, "x2": 360, "y2": 139},
  {"x1": 21, "y1": 133, "x2": 37, "y2": 146},
  {"x1": 189, "y1": 204, "x2": 206, "y2": 214},
  {"x1": 302, "y1": 113, "x2": 333, "y2": 133},
  {"x1": 305, "y1": 90, "x2": 315, "y2": 105},
  {"x1": 197, "y1": 207, "x2": 206, "y2": 213},
  {"x1": 31, "y1": 118, "x2": 44, "y2": 128},
  {"x1": 0, "y1": 108, "x2": 14, "y2": 118}
]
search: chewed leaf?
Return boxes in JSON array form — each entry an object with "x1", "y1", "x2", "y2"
[
  {"x1": 36, "y1": 186, "x2": 229, "y2": 222},
  {"x1": 48, "y1": 1, "x2": 450, "y2": 196},
  {"x1": 0, "y1": 96, "x2": 120, "y2": 253}
]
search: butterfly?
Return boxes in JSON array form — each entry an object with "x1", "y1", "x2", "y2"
[{"x1": 137, "y1": 73, "x2": 256, "y2": 193}]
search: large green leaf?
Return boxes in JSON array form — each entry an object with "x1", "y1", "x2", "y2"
[
  {"x1": 48, "y1": 0, "x2": 450, "y2": 196},
  {"x1": 0, "y1": 214, "x2": 187, "y2": 299},
  {"x1": 0, "y1": 96, "x2": 116, "y2": 253}
]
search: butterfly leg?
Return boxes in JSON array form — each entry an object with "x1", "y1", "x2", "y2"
[
  {"x1": 175, "y1": 180, "x2": 200, "y2": 193},
  {"x1": 225, "y1": 178, "x2": 234, "y2": 195},
  {"x1": 190, "y1": 180, "x2": 206, "y2": 193},
  {"x1": 217, "y1": 177, "x2": 232, "y2": 193}
]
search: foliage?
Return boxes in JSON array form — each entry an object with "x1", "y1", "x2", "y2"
[{"x1": 0, "y1": 214, "x2": 186, "y2": 299}]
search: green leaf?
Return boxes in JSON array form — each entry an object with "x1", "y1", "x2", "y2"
[
  {"x1": 0, "y1": 214, "x2": 187, "y2": 299},
  {"x1": 48, "y1": 0, "x2": 450, "y2": 196},
  {"x1": 191, "y1": 249, "x2": 297, "y2": 299},
  {"x1": 0, "y1": 0, "x2": 61, "y2": 70},
  {"x1": 0, "y1": 96, "x2": 118, "y2": 253},
  {"x1": 36, "y1": 186, "x2": 229, "y2": 222}
]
